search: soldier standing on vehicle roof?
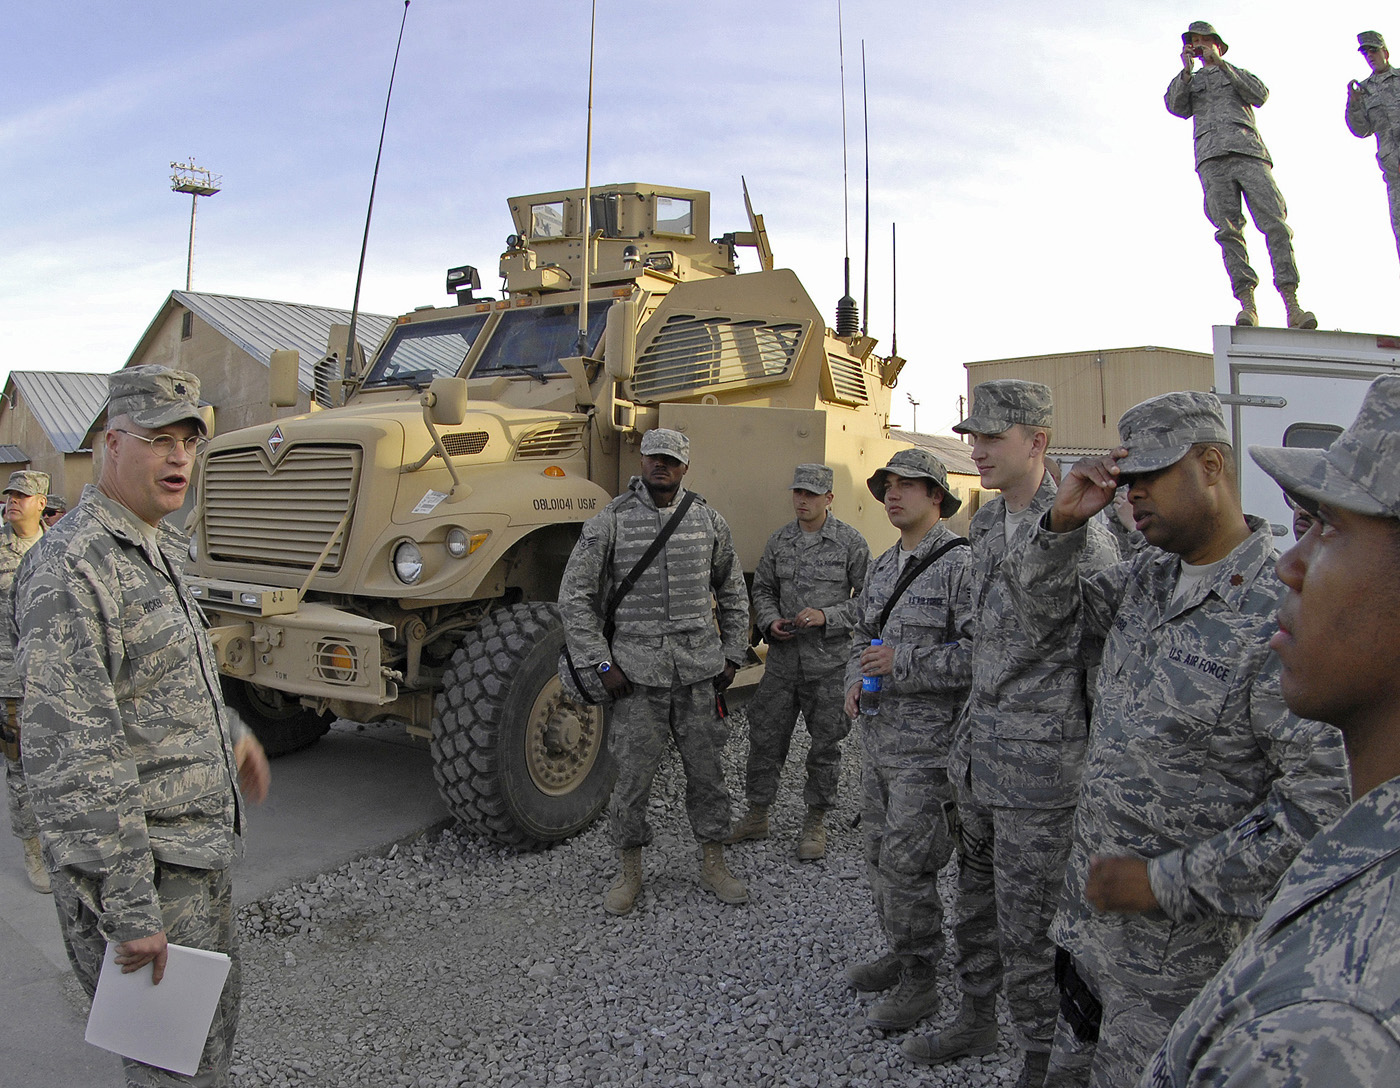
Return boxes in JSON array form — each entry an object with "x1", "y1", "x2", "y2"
[
  {"x1": 728, "y1": 463, "x2": 869, "y2": 861},
  {"x1": 1166, "y1": 21, "x2": 1318, "y2": 330},
  {"x1": 0, "y1": 469, "x2": 50, "y2": 892},
  {"x1": 838, "y1": 449, "x2": 973, "y2": 1034},
  {"x1": 15, "y1": 365, "x2": 271, "y2": 1086},
  {"x1": 558, "y1": 428, "x2": 751, "y2": 915},
  {"x1": 1143, "y1": 374, "x2": 1400, "y2": 1087},
  {"x1": 1346, "y1": 31, "x2": 1400, "y2": 270},
  {"x1": 1014, "y1": 390, "x2": 1349, "y2": 1088},
  {"x1": 902, "y1": 381, "x2": 1118, "y2": 1088}
]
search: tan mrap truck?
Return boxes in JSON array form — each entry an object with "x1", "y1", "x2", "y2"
[{"x1": 187, "y1": 180, "x2": 914, "y2": 848}]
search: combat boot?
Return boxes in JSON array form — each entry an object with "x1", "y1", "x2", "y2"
[
  {"x1": 1013, "y1": 1048, "x2": 1051, "y2": 1088},
  {"x1": 699, "y1": 842, "x2": 749, "y2": 904},
  {"x1": 22, "y1": 836, "x2": 50, "y2": 894},
  {"x1": 900, "y1": 992, "x2": 998, "y2": 1065},
  {"x1": 796, "y1": 808, "x2": 826, "y2": 860},
  {"x1": 1280, "y1": 287, "x2": 1318, "y2": 330},
  {"x1": 866, "y1": 956, "x2": 940, "y2": 1030},
  {"x1": 603, "y1": 846, "x2": 643, "y2": 916},
  {"x1": 844, "y1": 950, "x2": 904, "y2": 992},
  {"x1": 724, "y1": 805, "x2": 769, "y2": 844},
  {"x1": 1233, "y1": 289, "x2": 1258, "y2": 327}
]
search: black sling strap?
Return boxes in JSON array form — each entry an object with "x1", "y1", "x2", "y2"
[{"x1": 876, "y1": 536, "x2": 969, "y2": 636}]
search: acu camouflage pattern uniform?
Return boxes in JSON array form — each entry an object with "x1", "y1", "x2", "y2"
[
  {"x1": 744, "y1": 466, "x2": 869, "y2": 813},
  {"x1": 1165, "y1": 24, "x2": 1303, "y2": 301},
  {"x1": 1015, "y1": 392, "x2": 1350, "y2": 1088},
  {"x1": 1, "y1": 471, "x2": 47, "y2": 844},
  {"x1": 558, "y1": 475, "x2": 749, "y2": 848},
  {"x1": 844, "y1": 507, "x2": 973, "y2": 971},
  {"x1": 17, "y1": 368, "x2": 251, "y2": 1088},
  {"x1": 1346, "y1": 31, "x2": 1400, "y2": 266},
  {"x1": 1146, "y1": 373, "x2": 1400, "y2": 1088},
  {"x1": 945, "y1": 383, "x2": 1119, "y2": 1058}
]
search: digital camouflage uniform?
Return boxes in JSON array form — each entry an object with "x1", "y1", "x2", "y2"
[
  {"x1": 1141, "y1": 779, "x2": 1400, "y2": 1087},
  {"x1": 946, "y1": 472, "x2": 1118, "y2": 1055},
  {"x1": 844, "y1": 520, "x2": 973, "y2": 967},
  {"x1": 1345, "y1": 35, "x2": 1400, "y2": 267},
  {"x1": 558, "y1": 475, "x2": 749, "y2": 848},
  {"x1": 1165, "y1": 30, "x2": 1303, "y2": 300},
  {"x1": 744, "y1": 507, "x2": 868, "y2": 812},
  {"x1": 1018, "y1": 512, "x2": 1350, "y2": 1088},
  {"x1": 17, "y1": 484, "x2": 250, "y2": 1087},
  {"x1": 2, "y1": 516, "x2": 44, "y2": 841}
]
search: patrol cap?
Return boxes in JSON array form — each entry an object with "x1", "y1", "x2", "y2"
[
  {"x1": 1250, "y1": 374, "x2": 1400, "y2": 519},
  {"x1": 3, "y1": 470, "x2": 49, "y2": 497},
  {"x1": 1358, "y1": 31, "x2": 1387, "y2": 53},
  {"x1": 791, "y1": 463, "x2": 834, "y2": 493},
  {"x1": 953, "y1": 379, "x2": 1053, "y2": 436},
  {"x1": 639, "y1": 427, "x2": 690, "y2": 465},
  {"x1": 867, "y1": 448, "x2": 962, "y2": 518},
  {"x1": 1116, "y1": 391, "x2": 1231, "y2": 476},
  {"x1": 44, "y1": 494, "x2": 67, "y2": 515},
  {"x1": 1183, "y1": 21, "x2": 1228, "y2": 54},
  {"x1": 107, "y1": 365, "x2": 207, "y2": 435}
]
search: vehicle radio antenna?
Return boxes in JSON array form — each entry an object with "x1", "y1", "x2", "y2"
[
  {"x1": 577, "y1": 0, "x2": 598, "y2": 358},
  {"x1": 891, "y1": 222, "x2": 899, "y2": 358},
  {"x1": 861, "y1": 40, "x2": 870, "y2": 338},
  {"x1": 834, "y1": 1, "x2": 859, "y2": 339},
  {"x1": 344, "y1": 0, "x2": 410, "y2": 383}
]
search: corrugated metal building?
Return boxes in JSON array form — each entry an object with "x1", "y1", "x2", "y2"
[{"x1": 0, "y1": 372, "x2": 110, "y2": 504}]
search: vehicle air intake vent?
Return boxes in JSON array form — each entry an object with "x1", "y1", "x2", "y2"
[
  {"x1": 516, "y1": 421, "x2": 586, "y2": 459},
  {"x1": 630, "y1": 313, "x2": 805, "y2": 401},
  {"x1": 203, "y1": 445, "x2": 361, "y2": 571},
  {"x1": 824, "y1": 352, "x2": 869, "y2": 406},
  {"x1": 441, "y1": 431, "x2": 490, "y2": 457}
]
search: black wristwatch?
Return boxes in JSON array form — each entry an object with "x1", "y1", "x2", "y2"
[{"x1": 596, "y1": 661, "x2": 612, "y2": 676}]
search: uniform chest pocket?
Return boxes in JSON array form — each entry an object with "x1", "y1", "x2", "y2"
[{"x1": 123, "y1": 599, "x2": 196, "y2": 690}]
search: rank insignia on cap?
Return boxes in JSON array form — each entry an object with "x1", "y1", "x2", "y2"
[{"x1": 1230, "y1": 574, "x2": 1244, "y2": 587}]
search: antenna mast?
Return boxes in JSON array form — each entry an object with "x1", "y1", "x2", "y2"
[
  {"x1": 344, "y1": 0, "x2": 410, "y2": 382},
  {"x1": 891, "y1": 222, "x2": 899, "y2": 358},
  {"x1": 834, "y1": 2, "x2": 859, "y2": 338},
  {"x1": 861, "y1": 42, "x2": 870, "y2": 337},
  {"x1": 577, "y1": 0, "x2": 598, "y2": 357}
]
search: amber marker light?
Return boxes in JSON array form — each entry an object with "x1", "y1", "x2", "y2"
[{"x1": 543, "y1": 466, "x2": 567, "y2": 478}]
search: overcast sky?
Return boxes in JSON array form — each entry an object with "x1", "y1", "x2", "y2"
[{"x1": 3, "y1": 0, "x2": 1396, "y2": 434}]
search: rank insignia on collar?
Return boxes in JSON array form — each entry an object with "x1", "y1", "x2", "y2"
[{"x1": 1230, "y1": 574, "x2": 1244, "y2": 586}]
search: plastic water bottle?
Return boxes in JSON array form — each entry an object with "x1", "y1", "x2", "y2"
[{"x1": 859, "y1": 639, "x2": 883, "y2": 716}]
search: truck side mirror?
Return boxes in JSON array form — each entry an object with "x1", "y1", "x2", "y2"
[
  {"x1": 604, "y1": 299, "x2": 637, "y2": 381},
  {"x1": 425, "y1": 377, "x2": 468, "y2": 426},
  {"x1": 269, "y1": 349, "x2": 301, "y2": 407}
]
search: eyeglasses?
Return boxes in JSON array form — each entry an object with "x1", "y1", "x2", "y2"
[{"x1": 112, "y1": 429, "x2": 209, "y2": 457}]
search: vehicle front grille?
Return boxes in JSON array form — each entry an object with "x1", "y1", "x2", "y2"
[
  {"x1": 203, "y1": 445, "x2": 361, "y2": 571},
  {"x1": 516, "y1": 420, "x2": 586, "y2": 459}
]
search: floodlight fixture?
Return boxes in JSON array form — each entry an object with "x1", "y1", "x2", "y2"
[{"x1": 170, "y1": 157, "x2": 222, "y2": 290}]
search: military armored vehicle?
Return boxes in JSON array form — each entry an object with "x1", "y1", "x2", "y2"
[{"x1": 186, "y1": 181, "x2": 913, "y2": 848}]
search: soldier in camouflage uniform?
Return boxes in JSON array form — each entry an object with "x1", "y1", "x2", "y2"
[
  {"x1": 15, "y1": 366, "x2": 270, "y2": 1087},
  {"x1": 558, "y1": 428, "x2": 750, "y2": 915},
  {"x1": 729, "y1": 463, "x2": 869, "y2": 861},
  {"x1": 1015, "y1": 391, "x2": 1350, "y2": 1088},
  {"x1": 0, "y1": 469, "x2": 49, "y2": 892},
  {"x1": 1143, "y1": 374, "x2": 1400, "y2": 1087},
  {"x1": 837, "y1": 449, "x2": 973, "y2": 1032},
  {"x1": 1346, "y1": 31, "x2": 1400, "y2": 268},
  {"x1": 42, "y1": 493, "x2": 67, "y2": 528},
  {"x1": 1167, "y1": 21, "x2": 1317, "y2": 329},
  {"x1": 903, "y1": 381, "x2": 1118, "y2": 1088}
]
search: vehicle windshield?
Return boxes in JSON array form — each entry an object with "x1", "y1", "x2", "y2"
[
  {"x1": 470, "y1": 304, "x2": 608, "y2": 380},
  {"x1": 362, "y1": 312, "x2": 490, "y2": 387}
]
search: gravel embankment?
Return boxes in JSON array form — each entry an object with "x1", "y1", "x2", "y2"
[{"x1": 231, "y1": 707, "x2": 1024, "y2": 1087}]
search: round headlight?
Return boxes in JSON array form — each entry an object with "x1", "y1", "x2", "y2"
[
  {"x1": 392, "y1": 540, "x2": 424, "y2": 584},
  {"x1": 445, "y1": 528, "x2": 469, "y2": 558},
  {"x1": 188, "y1": 532, "x2": 199, "y2": 562}
]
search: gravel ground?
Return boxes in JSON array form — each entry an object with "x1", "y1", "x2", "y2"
[{"x1": 230, "y1": 705, "x2": 1025, "y2": 1087}]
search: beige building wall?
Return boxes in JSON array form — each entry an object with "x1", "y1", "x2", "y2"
[
  {"x1": 0, "y1": 394, "x2": 98, "y2": 505},
  {"x1": 965, "y1": 346, "x2": 1212, "y2": 453}
]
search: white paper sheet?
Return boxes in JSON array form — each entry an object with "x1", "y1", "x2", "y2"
[{"x1": 85, "y1": 941, "x2": 231, "y2": 1076}]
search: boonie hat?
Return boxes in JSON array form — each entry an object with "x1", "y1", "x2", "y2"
[
  {"x1": 639, "y1": 428, "x2": 690, "y2": 465},
  {"x1": 3, "y1": 470, "x2": 49, "y2": 497},
  {"x1": 791, "y1": 463, "x2": 834, "y2": 493},
  {"x1": 108, "y1": 365, "x2": 207, "y2": 435},
  {"x1": 1116, "y1": 391, "x2": 1231, "y2": 476},
  {"x1": 1183, "y1": 21, "x2": 1229, "y2": 54},
  {"x1": 953, "y1": 379, "x2": 1053, "y2": 436},
  {"x1": 867, "y1": 448, "x2": 962, "y2": 518},
  {"x1": 1250, "y1": 374, "x2": 1400, "y2": 519},
  {"x1": 1358, "y1": 30, "x2": 1387, "y2": 52}
]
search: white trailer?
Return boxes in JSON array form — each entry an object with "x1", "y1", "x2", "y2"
[{"x1": 1213, "y1": 324, "x2": 1400, "y2": 538}]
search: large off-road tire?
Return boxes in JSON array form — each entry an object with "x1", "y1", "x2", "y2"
[
  {"x1": 431, "y1": 603, "x2": 615, "y2": 850},
  {"x1": 220, "y1": 677, "x2": 331, "y2": 757}
]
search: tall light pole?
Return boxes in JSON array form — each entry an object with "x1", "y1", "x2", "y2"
[
  {"x1": 906, "y1": 392, "x2": 920, "y2": 434},
  {"x1": 170, "y1": 158, "x2": 221, "y2": 291}
]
